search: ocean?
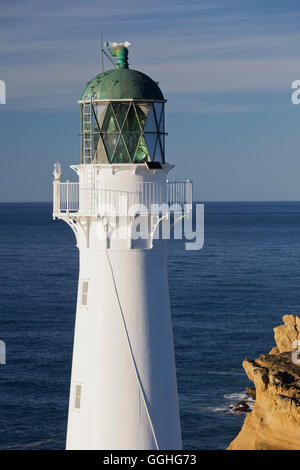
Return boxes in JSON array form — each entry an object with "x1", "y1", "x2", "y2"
[{"x1": 0, "y1": 201, "x2": 299, "y2": 450}]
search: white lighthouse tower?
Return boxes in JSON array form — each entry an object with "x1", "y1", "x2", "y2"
[{"x1": 53, "y1": 42, "x2": 192, "y2": 450}]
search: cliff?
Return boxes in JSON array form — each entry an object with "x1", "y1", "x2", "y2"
[{"x1": 228, "y1": 315, "x2": 300, "y2": 450}]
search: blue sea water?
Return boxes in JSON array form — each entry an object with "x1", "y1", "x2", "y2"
[{"x1": 0, "y1": 201, "x2": 300, "y2": 450}]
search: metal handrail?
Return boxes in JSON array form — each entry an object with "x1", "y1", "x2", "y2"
[{"x1": 53, "y1": 181, "x2": 192, "y2": 217}]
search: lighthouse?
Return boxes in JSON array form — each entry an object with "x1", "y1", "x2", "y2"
[{"x1": 53, "y1": 42, "x2": 192, "y2": 450}]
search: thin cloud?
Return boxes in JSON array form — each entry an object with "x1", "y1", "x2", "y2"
[
  {"x1": 1, "y1": 0, "x2": 300, "y2": 110},
  {"x1": 2, "y1": 56, "x2": 298, "y2": 111},
  {"x1": 0, "y1": 0, "x2": 224, "y2": 19}
]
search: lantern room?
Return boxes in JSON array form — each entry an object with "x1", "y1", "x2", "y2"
[{"x1": 79, "y1": 44, "x2": 166, "y2": 165}]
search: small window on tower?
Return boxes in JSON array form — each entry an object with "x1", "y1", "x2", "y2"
[
  {"x1": 81, "y1": 280, "x2": 89, "y2": 307},
  {"x1": 74, "y1": 384, "x2": 82, "y2": 410}
]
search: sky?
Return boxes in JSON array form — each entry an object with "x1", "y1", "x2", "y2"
[{"x1": 0, "y1": 0, "x2": 300, "y2": 201}]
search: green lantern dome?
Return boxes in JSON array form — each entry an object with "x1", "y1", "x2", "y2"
[
  {"x1": 81, "y1": 46, "x2": 164, "y2": 101},
  {"x1": 81, "y1": 69, "x2": 164, "y2": 101}
]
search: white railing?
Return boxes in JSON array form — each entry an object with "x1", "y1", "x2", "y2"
[
  {"x1": 58, "y1": 181, "x2": 79, "y2": 213},
  {"x1": 53, "y1": 181, "x2": 192, "y2": 217}
]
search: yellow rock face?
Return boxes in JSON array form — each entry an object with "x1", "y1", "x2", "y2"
[{"x1": 228, "y1": 315, "x2": 300, "y2": 450}]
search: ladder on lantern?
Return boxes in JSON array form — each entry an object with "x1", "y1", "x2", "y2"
[
  {"x1": 82, "y1": 97, "x2": 96, "y2": 215},
  {"x1": 83, "y1": 98, "x2": 93, "y2": 164}
]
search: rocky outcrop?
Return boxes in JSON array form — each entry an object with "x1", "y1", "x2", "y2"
[
  {"x1": 228, "y1": 315, "x2": 300, "y2": 450},
  {"x1": 232, "y1": 401, "x2": 251, "y2": 413}
]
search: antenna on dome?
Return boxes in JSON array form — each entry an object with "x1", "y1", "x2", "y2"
[
  {"x1": 100, "y1": 32, "x2": 104, "y2": 73},
  {"x1": 102, "y1": 41, "x2": 116, "y2": 67},
  {"x1": 99, "y1": 34, "x2": 116, "y2": 70}
]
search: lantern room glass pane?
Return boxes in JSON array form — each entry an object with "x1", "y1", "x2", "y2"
[
  {"x1": 144, "y1": 133, "x2": 158, "y2": 161},
  {"x1": 134, "y1": 135, "x2": 149, "y2": 163},
  {"x1": 156, "y1": 104, "x2": 165, "y2": 133},
  {"x1": 95, "y1": 104, "x2": 107, "y2": 128},
  {"x1": 161, "y1": 107, "x2": 165, "y2": 133},
  {"x1": 160, "y1": 134, "x2": 165, "y2": 161},
  {"x1": 111, "y1": 135, "x2": 131, "y2": 163},
  {"x1": 123, "y1": 132, "x2": 140, "y2": 161},
  {"x1": 143, "y1": 104, "x2": 157, "y2": 133},
  {"x1": 155, "y1": 137, "x2": 164, "y2": 163},
  {"x1": 95, "y1": 135, "x2": 108, "y2": 163},
  {"x1": 111, "y1": 102, "x2": 130, "y2": 129},
  {"x1": 102, "y1": 103, "x2": 120, "y2": 132},
  {"x1": 93, "y1": 132, "x2": 99, "y2": 159},
  {"x1": 103, "y1": 132, "x2": 119, "y2": 161},
  {"x1": 135, "y1": 103, "x2": 150, "y2": 128},
  {"x1": 153, "y1": 103, "x2": 163, "y2": 129},
  {"x1": 122, "y1": 105, "x2": 140, "y2": 133}
]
